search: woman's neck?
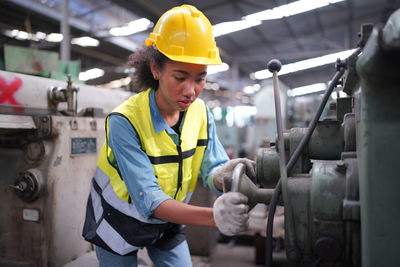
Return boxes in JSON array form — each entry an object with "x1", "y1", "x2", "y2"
[{"x1": 155, "y1": 90, "x2": 180, "y2": 126}]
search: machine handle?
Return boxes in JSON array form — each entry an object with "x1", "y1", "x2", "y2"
[{"x1": 231, "y1": 163, "x2": 245, "y2": 192}]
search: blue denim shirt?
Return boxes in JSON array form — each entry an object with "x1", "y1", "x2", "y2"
[{"x1": 108, "y1": 89, "x2": 228, "y2": 221}]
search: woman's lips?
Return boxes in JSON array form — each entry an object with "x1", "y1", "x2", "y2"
[{"x1": 178, "y1": 100, "x2": 192, "y2": 109}]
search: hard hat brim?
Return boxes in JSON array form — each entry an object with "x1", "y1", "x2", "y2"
[{"x1": 164, "y1": 53, "x2": 222, "y2": 65}]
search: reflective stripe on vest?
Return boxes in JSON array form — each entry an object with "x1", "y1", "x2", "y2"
[
  {"x1": 94, "y1": 167, "x2": 162, "y2": 223},
  {"x1": 90, "y1": 179, "x2": 140, "y2": 255}
]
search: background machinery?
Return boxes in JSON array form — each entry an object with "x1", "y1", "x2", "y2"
[
  {"x1": 0, "y1": 70, "x2": 130, "y2": 266},
  {"x1": 232, "y1": 8, "x2": 400, "y2": 267}
]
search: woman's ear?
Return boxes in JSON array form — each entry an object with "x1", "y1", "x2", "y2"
[{"x1": 150, "y1": 60, "x2": 159, "y2": 80}]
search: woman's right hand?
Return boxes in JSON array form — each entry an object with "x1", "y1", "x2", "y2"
[{"x1": 213, "y1": 192, "x2": 249, "y2": 236}]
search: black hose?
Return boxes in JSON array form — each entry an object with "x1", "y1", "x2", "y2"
[{"x1": 265, "y1": 66, "x2": 347, "y2": 266}]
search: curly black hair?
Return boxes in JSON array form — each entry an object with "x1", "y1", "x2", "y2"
[{"x1": 127, "y1": 46, "x2": 170, "y2": 92}]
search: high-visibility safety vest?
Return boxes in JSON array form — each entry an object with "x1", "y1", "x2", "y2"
[{"x1": 82, "y1": 89, "x2": 209, "y2": 255}]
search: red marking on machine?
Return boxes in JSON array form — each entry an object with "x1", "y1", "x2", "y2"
[{"x1": 0, "y1": 77, "x2": 22, "y2": 106}]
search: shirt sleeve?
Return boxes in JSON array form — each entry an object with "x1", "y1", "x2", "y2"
[
  {"x1": 107, "y1": 115, "x2": 172, "y2": 219},
  {"x1": 200, "y1": 107, "x2": 229, "y2": 195}
]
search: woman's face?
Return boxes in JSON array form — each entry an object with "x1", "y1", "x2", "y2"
[{"x1": 152, "y1": 60, "x2": 207, "y2": 113}]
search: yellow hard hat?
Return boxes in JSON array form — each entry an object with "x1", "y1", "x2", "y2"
[{"x1": 145, "y1": 5, "x2": 222, "y2": 65}]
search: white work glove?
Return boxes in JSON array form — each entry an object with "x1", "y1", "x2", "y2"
[
  {"x1": 213, "y1": 158, "x2": 256, "y2": 192},
  {"x1": 213, "y1": 192, "x2": 250, "y2": 236}
]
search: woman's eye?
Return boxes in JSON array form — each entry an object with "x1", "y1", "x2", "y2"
[
  {"x1": 174, "y1": 77, "x2": 185, "y2": 81},
  {"x1": 196, "y1": 78, "x2": 205, "y2": 83}
]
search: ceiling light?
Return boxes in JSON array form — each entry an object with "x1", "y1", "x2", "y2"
[
  {"x1": 15, "y1": 30, "x2": 30, "y2": 40},
  {"x1": 213, "y1": 0, "x2": 346, "y2": 37},
  {"x1": 128, "y1": 18, "x2": 152, "y2": 30},
  {"x1": 79, "y1": 68, "x2": 104, "y2": 81},
  {"x1": 244, "y1": 0, "x2": 346, "y2": 22},
  {"x1": 4, "y1": 30, "x2": 99, "y2": 46},
  {"x1": 35, "y1": 31, "x2": 47, "y2": 40},
  {"x1": 9, "y1": 29, "x2": 18, "y2": 37},
  {"x1": 288, "y1": 83, "x2": 327, "y2": 96},
  {"x1": 251, "y1": 48, "x2": 356, "y2": 80},
  {"x1": 207, "y1": 63, "x2": 230, "y2": 75},
  {"x1": 5, "y1": 29, "x2": 30, "y2": 40},
  {"x1": 243, "y1": 84, "x2": 261, "y2": 94},
  {"x1": 71, "y1": 36, "x2": 100, "y2": 47},
  {"x1": 213, "y1": 20, "x2": 261, "y2": 37},
  {"x1": 46, "y1": 33, "x2": 63, "y2": 42},
  {"x1": 109, "y1": 18, "x2": 152, "y2": 37}
]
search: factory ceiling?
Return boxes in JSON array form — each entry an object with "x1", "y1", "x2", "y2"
[{"x1": 0, "y1": 0, "x2": 399, "y2": 95}]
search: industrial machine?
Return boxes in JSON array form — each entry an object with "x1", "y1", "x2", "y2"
[
  {"x1": 0, "y1": 71, "x2": 131, "y2": 266},
  {"x1": 231, "y1": 8, "x2": 400, "y2": 267}
]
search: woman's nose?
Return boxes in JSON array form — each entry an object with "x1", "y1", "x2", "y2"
[{"x1": 182, "y1": 81, "x2": 196, "y2": 98}]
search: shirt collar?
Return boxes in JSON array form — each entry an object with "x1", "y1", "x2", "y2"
[{"x1": 149, "y1": 89, "x2": 170, "y2": 133}]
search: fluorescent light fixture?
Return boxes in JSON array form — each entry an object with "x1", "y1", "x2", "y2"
[
  {"x1": 128, "y1": 18, "x2": 152, "y2": 30},
  {"x1": 5, "y1": 29, "x2": 30, "y2": 40},
  {"x1": 46, "y1": 33, "x2": 63, "y2": 42},
  {"x1": 244, "y1": 0, "x2": 345, "y2": 21},
  {"x1": 35, "y1": 31, "x2": 47, "y2": 40},
  {"x1": 79, "y1": 68, "x2": 105, "y2": 81},
  {"x1": 4, "y1": 29, "x2": 16, "y2": 38},
  {"x1": 4, "y1": 30, "x2": 99, "y2": 46},
  {"x1": 213, "y1": 20, "x2": 261, "y2": 37},
  {"x1": 109, "y1": 27, "x2": 127, "y2": 37},
  {"x1": 109, "y1": 18, "x2": 152, "y2": 36},
  {"x1": 4, "y1": 29, "x2": 47, "y2": 42},
  {"x1": 207, "y1": 63, "x2": 230, "y2": 75},
  {"x1": 71, "y1": 36, "x2": 99, "y2": 47},
  {"x1": 243, "y1": 83, "x2": 261, "y2": 94},
  {"x1": 288, "y1": 83, "x2": 327, "y2": 96},
  {"x1": 15, "y1": 30, "x2": 30, "y2": 40},
  {"x1": 213, "y1": 0, "x2": 345, "y2": 37},
  {"x1": 251, "y1": 48, "x2": 357, "y2": 80}
]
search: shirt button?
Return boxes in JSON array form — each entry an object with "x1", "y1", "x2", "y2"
[{"x1": 139, "y1": 192, "x2": 143, "y2": 196}]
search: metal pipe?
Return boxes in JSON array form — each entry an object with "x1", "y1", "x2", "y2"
[{"x1": 61, "y1": 0, "x2": 70, "y2": 61}]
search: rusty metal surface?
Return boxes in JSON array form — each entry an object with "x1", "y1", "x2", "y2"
[
  {"x1": 0, "y1": 67, "x2": 133, "y2": 266},
  {"x1": 0, "y1": 116, "x2": 105, "y2": 266}
]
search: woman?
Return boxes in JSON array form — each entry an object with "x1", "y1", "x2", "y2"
[{"x1": 83, "y1": 5, "x2": 255, "y2": 266}]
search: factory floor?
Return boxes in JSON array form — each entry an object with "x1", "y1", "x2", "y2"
[
  {"x1": 203, "y1": 243, "x2": 294, "y2": 267},
  {"x1": 194, "y1": 241, "x2": 306, "y2": 267},
  {"x1": 65, "y1": 242, "x2": 303, "y2": 267}
]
